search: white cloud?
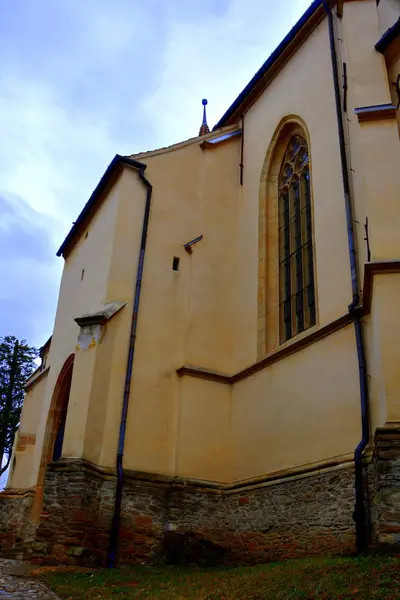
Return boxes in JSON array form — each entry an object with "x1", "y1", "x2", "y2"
[
  {"x1": 0, "y1": 0, "x2": 313, "y2": 232},
  {"x1": 0, "y1": 0, "x2": 313, "y2": 345},
  {"x1": 0, "y1": 75, "x2": 114, "y2": 236},
  {"x1": 0, "y1": 194, "x2": 61, "y2": 346},
  {"x1": 142, "y1": 0, "x2": 313, "y2": 146}
]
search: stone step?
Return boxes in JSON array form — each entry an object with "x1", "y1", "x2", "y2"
[
  {"x1": 0, "y1": 552, "x2": 32, "y2": 559},
  {"x1": 4, "y1": 541, "x2": 33, "y2": 551},
  {"x1": 0, "y1": 541, "x2": 33, "y2": 560},
  {"x1": 0, "y1": 550, "x2": 33, "y2": 560}
]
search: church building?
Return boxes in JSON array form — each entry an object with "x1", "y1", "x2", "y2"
[{"x1": 1, "y1": 0, "x2": 400, "y2": 566}]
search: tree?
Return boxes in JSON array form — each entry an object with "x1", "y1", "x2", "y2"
[{"x1": 0, "y1": 336, "x2": 38, "y2": 476}]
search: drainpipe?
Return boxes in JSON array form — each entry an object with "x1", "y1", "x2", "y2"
[
  {"x1": 321, "y1": 1, "x2": 370, "y2": 552},
  {"x1": 107, "y1": 163, "x2": 153, "y2": 568}
]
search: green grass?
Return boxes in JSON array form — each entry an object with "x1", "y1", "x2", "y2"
[{"x1": 37, "y1": 556, "x2": 400, "y2": 600}]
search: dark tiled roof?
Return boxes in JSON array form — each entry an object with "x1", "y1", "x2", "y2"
[
  {"x1": 375, "y1": 17, "x2": 400, "y2": 53},
  {"x1": 214, "y1": 0, "x2": 323, "y2": 129},
  {"x1": 57, "y1": 155, "x2": 146, "y2": 258}
]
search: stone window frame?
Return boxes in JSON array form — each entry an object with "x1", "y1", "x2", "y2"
[{"x1": 258, "y1": 115, "x2": 318, "y2": 359}]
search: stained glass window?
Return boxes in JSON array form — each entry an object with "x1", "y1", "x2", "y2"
[{"x1": 279, "y1": 135, "x2": 316, "y2": 343}]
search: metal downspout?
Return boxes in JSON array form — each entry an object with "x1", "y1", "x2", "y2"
[
  {"x1": 321, "y1": 0, "x2": 370, "y2": 552},
  {"x1": 107, "y1": 165, "x2": 153, "y2": 568}
]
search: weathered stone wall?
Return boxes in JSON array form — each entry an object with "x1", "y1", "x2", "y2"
[
  {"x1": 118, "y1": 478, "x2": 167, "y2": 565},
  {"x1": 33, "y1": 460, "x2": 116, "y2": 565},
  {"x1": 32, "y1": 459, "x2": 357, "y2": 566},
  {"x1": 163, "y1": 467, "x2": 356, "y2": 565},
  {"x1": 7, "y1": 430, "x2": 400, "y2": 565},
  {"x1": 371, "y1": 428, "x2": 400, "y2": 550},
  {"x1": 0, "y1": 491, "x2": 36, "y2": 551}
]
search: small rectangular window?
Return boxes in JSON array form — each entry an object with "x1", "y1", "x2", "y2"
[{"x1": 172, "y1": 257, "x2": 180, "y2": 271}]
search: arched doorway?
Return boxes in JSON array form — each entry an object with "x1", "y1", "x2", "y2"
[
  {"x1": 50, "y1": 357, "x2": 74, "y2": 461},
  {"x1": 32, "y1": 355, "x2": 74, "y2": 520}
]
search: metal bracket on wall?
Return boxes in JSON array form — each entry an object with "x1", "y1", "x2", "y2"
[
  {"x1": 184, "y1": 235, "x2": 203, "y2": 254},
  {"x1": 392, "y1": 74, "x2": 400, "y2": 109}
]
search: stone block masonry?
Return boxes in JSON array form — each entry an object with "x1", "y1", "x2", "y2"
[
  {"x1": 0, "y1": 490, "x2": 36, "y2": 551},
  {"x1": 371, "y1": 428, "x2": 400, "y2": 550},
  {"x1": 165, "y1": 468, "x2": 356, "y2": 564},
  {"x1": 30, "y1": 458, "x2": 357, "y2": 566},
  {"x1": 6, "y1": 430, "x2": 400, "y2": 566},
  {"x1": 33, "y1": 461, "x2": 116, "y2": 566}
]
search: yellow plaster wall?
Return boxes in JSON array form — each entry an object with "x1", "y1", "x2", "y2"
[
  {"x1": 237, "y1": 17, "x2": 352, "y2": 370},
  {"x1": 7, "y1": 373, "x2": 49, "y2": 490},
  {"x1": 62, "y1": 337, "x2": 97, "y2": 459},
  {"x1": 344, "y1": 1, "x2": 392, "y2": 109},
  {"x1": 83, "y1": 311, "x2": 126, "y2": 466},
  {"x1": 387, "y1": 45, "x2": 400, "y2": 134},
  {"x1": 231, "y1": 326, "x2": 360, "y2": 481},
  {"x1": 93, "y1": 169, "x2": 149, "y2": 469},
  {"x1": 48, "y1": 184, "x2": 122, "y2": 465},
  {"x1": 121, "y1": 140, "x2": 240, "y2": 478},
  {"x1": 367, "y1": 274, "x2": 400, "y2": 427},
  {"x1": 120, "y1": 14, "x2": 364, "y2": 483},
  {"x1": 16, "y1": 183, "x2": 122, "y2": 489},
  {"x1": 351, "y1": 119, "x2": 400, "y2": 261},
  {"x1": 341, "y1": 1, "x2": 400, "y2": 262},
  {"x1": 176, "y1": 377, "x2": 232, "y2": 483},
  {"x1": 20, "y1": 377, "x2": 49, "y2": 442},
  {"x1": 364, "y1": 305, "x2": 387, "y2": 436},
  {"x1": 11, "y1": 1, "x2": 400, "y2": 492}
]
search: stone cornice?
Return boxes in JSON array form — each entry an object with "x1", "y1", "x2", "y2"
[
  {"x1": 375, "y1": 426, "x2": 400, "y2": 441},
  {"x1": 178, "y1": 314, "x2": 354, "y2": 385},
  {"x1": 0, "y1": 488, "x2": 35, "y2": 500},
  {"x1": 362, "y1": 260, "x2": 400, "y2": 313},
  {"x1": 355, "y1": 103, "x2": 397, "y2": 123},
  {"x1": 45, "y1": 455, "x2": 356, "y2": 496},
  {"x1": 200, "y1": 129, "x2": 242, "y2": 150},
  {"x1": 47, "y1": 457, "x2": 116, "y2": 481},
  {"x1": 74, "y1": 301, "x2": 127, "y2": 328}
]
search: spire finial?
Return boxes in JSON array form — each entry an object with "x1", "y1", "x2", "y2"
[{"x1": 199, "y1": 99, "x2": 210, "y2": 136}]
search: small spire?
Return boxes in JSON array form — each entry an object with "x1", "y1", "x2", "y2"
[{"x1": 199, "y1": 99, "x2": 210, "y2": 136}]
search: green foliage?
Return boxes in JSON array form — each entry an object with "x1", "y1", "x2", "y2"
[
  {"x1": 38, "y1": 556, "x2": 400, "y2": 599},
  {"x1": 0, "y1": 335, "x2": 38, "y2": 475}
]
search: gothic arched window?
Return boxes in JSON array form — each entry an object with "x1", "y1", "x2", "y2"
[{"x1": 279, "y1": 135, "x2": 315, "y2": 342}]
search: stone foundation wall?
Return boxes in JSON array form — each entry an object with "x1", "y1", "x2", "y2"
[
  {"x1": 34, "y1": 461, "x2": 116, "y2": 565},
  {"x1": 0, "y1": 490, "x2": 36, "y2": 551},
  {"x1": 32, "y1": 459, "x2": 357, "y2": 566},
  {"x1": 118, "y1": 478, "x2": 168, "y2": 564},
  {"x1": 371, "y1": 428, "x2": 400, "y2": 550},
  {"x1": 164, "y1": 468, "x2": 356, "y2": 565},
  {"x1": 6, "y1": 430, "x2": 400, "y2": 565}
]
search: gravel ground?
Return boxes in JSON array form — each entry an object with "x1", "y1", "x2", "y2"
[{"x1": 0, "y1": 560, "x2": 60, "y2": 599}]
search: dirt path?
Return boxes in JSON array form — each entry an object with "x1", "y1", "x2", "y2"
[{"x1": 0, "y1": 560, "x2": 60, "y2": 599}]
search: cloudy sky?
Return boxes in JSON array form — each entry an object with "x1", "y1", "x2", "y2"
[{"x1": 0, "y1": 0, "x2": 312, "y2": 349}]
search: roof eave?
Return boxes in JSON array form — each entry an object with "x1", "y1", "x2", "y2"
[
  {"x1": 213, "y1": 0, "x2": 330, "y2": 129},
  {"x1": 56, "y1": 155, "x2": 146, "y2": 258},
  {"x1": 39, "y1": 336, "x2": 52, "y2": 357},
  {"x1": 375, "y1": 17, "x2": 400, "y2": 54}
]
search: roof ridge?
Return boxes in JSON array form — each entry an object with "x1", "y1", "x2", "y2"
[{"x1": 130, "y1": 124, "x2": 239, "y2": 160}]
